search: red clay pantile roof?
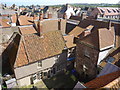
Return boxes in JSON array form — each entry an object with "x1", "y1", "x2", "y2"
[
  {"x1": 11, "y1": 14, "x2": 17, "y2": 23},
  {"x1": 79, "y1": 27, "x2": 115, "y2": 50},
  {"x1": 14, "y1": 39, "x2": 29, "y2": 67},
  {"x1": 68, "y1": 26, "x2": 85, "y2": 37},
  {"x1": 103, "y1": 77, "x2": 120, "y2": 88},
  {"x1": 84, "y1": 70, "x2": 120, "y2": 89},
  {"x1": 18, "y1": 15, "x2": 33, "y2": 25},
  {"x1": 99, "y1": 27, "x2": 115, "y2": 49},
  {"x1": 63, "y1": 35, "x2": 76, "y2": 48},
  {"x1": 14, "y1": 30, "x2": 65, "y2": 68},
  {"x1": 0, "y1": 18, "x2": 11, "y2": 28},
  {"x1": 19, "y1": 26, "x2": 37, "y2": 35},
  {"x1": 97, "y1": 7, "x2": 120, "y2": 16}
]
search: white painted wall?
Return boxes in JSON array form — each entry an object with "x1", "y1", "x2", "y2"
[
  {"x1": 97, "y1": 49, "x2": 111, "y2": 65},
  {"x1": 14, "y1": 56, "x2": 56, "y2": 80},
  {"x1": 11, "y1": 23, "x2": 16, "y2": 26},
  {"x1": 17, "y1": 76, "x2": 31, "y2": 86},
  {"x1": 66, "y1": 7, "x2": 75, "y2": 19}
]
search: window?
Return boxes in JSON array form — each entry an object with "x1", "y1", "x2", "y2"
[
  {"x1": 38, "y1": 61, "x2": 42, "y2": 67},
  {"x1": 84, "y1": 48, "x2": 90, "y2": 58},
  {"x1": 43, "y1": 72, "x2": 47, "y2": 76},
  {"x1": 37, "y1": 72, "x2": 42, "y2": 80},
  {"x1": 32, "y1": 74, "x2": 37, "y2": 81},
  {"x1": 83, "y1": 65, "x2": 88, "y2": 72}
]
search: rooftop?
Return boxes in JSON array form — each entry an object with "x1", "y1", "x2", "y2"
[
  {"x1": 84, "y1": 70, "x2": 120, "y2": 88},
  {"x1": 14, "y1": 30, "x2": 65, "y2": 68},
  {"x1": 18, "y1": 26, "x2": 37, "y2": 35}
]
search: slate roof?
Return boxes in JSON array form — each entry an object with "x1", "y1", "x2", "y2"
[
  {"x1": 19, "y1": 26, "x2": 37, "y2": 35},
  {"x1": 74, "y1": 81, "x2": 86, "y2": 89},
  {"x1": 14, "y1": 30, "x2": 65, "y2": 68},
  {"x1": 59, "y1": 5, "x2": 67, "y2": 13},
  {"x1": 97, "y1": 63, "x2": 120, "y2": 77},
  {"x1": 84, "y1": 70, "x2": 120, "y2": 88}
]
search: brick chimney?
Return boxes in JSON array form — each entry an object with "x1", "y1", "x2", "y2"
[
  {"x1": 39, "y1": 9, "x2": 43, "y2": 21},
  {"x1": 38, "y1": 10, "x2": 44, "y2": 35},
  {"x1": 33, "y1": 14, "x2": 35, "y2": 21},
  {"x1": 37, "y1": 21, "x2": 42, "y2": 36},
  {"x1": 63, "y1": 13, "x2": 67, "y2": 19},
  {"x1": 107, "y1": 20, "x2": 111, "y2": 30},
  {"x1": 84, "y1": 30, "x2": 91, "y2": 37},
  {"x1": 84, "y1": 25, "x2": 94, "y2": 37},
  {"x1": 81, "y1": 12, "x2": 86, "y2": 20},
  {"x1": 15, "y1": 12, "x2": 20, "y2": 25},
  {"x1": 58, "y1": 19, "x2": 61, "y2": 30},
  {"x1": 48, "y1": 12, "x2": 52, "y2": 19}
]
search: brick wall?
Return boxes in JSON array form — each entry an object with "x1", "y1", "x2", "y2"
[{"x1": 75, "y1": 43, "x2": 99, "y2": 81}]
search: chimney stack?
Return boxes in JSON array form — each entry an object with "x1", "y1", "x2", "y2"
[
  {"x1": 38, "y1": 9, "x2": 44, "y2": 36},
  {"x1": 33, "y1": 14, "x2": 36, "y2": 21},
  {"x1": 39, "y1": 9, "x2": 43, "y2": 21},
  {"x1": 108, "y1": 20, "x2": 111, "y2": 30},
  {"x1": 81, "y1": 12, "x2": 86, "y2": 20},
  {"x1": 15, "y1": 12, "x2": 19, "y2": 25},
  {"x1": 48, "y1": 12, "x2": 52, "y2": 19},
  {"x1": 37, "y1": 20, "x2": 42, "y2": 36},
  {"x1": 58, "y1": 19, "x2": 61, "y2": 30},
  {"x1": 63, "y1": 13, "x2": 67, "y2": 19}
]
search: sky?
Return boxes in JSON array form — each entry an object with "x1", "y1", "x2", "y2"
[{"x1": 1, "y1": 0, "x2": 119, "y2": 6}]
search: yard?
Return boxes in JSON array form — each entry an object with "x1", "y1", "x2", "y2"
[
  {"x1": 17, "y1": 70, "x2": 78, "y2": 89},
  {"x1": 42, "y1": 70, "x2": 78, "y2": 89}
]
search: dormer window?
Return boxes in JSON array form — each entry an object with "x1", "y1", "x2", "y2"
[
  {"x1": 107, "y1": 9, "x2": 111, "y2": 13},
  {"x1": 116, "y1": 9, "x2": 119, "y2": 13},
  {"x1": 100, "y1": 9, "x2": 105, "y2": 13},
  {"x1": 112, "y1": 9, "x2": 116, "y2": 13}
]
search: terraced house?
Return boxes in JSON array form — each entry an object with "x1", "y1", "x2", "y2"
[{"x1": 5, "y1": 30, "x2": 67, "y2": 86}]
